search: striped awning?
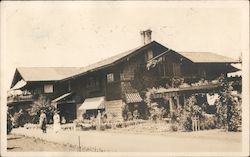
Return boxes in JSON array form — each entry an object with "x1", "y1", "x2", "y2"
[
  {"x1": 125, "y1": 92, "x2": 143, "y2": 104},
  {"x1": 79, "y1": 96, "x2": 105, "y2": 110}
]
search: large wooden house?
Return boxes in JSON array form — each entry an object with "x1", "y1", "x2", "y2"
[{"x1": 8, "y1": 29, "x2": 240, "y2": 122}]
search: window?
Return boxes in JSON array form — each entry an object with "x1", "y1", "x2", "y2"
[
  {"x1": 86, "y1": 77, "x2": 98, "y2": 87},
  {"x1": 44, "y1": 84, "x2": 53, "y2": 93},
  {"x1": 107, "y1": 73, "x2": 114, "y2": 83}
]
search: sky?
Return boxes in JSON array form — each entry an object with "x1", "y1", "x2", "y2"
[{"x1": 1, "y1": 1, "x2": 248, "y2": 87}]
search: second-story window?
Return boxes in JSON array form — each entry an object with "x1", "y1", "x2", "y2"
[
  {"x1": 86, "y1": 77, "x2": 100, "y2": 88},
  {"x1": 44, "y1": 84, "x2": 53, "y2": 93},
  {"x1": 107, "y1": 73, "x2": 114, "y2": 83}
]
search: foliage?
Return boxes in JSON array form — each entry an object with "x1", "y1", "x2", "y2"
[
  {"x1": 228, "y1": 97, "x2": 242, "y2": 131},
  {"x1": 74, "y1": 118, "x2": 146, "y2": 131},
  {"x1": 215, "y1": 75, "x2": 242, "y2": 132},
  {"x1": 142, "y1": 75, "x2": 241, "y2": 132},
  {"x1": 145, "y1": 89, "x2": 168, "y2": 122},
  {"x1": 148, "y1": 102, "x2": 166, "y2": 122},
  {"x1": 29, "y1": 95, "x2": 55, "y2": 124},
  {"x1": 171, "y1": 95, "x2": 205, "y2": 131},
  {"x1": 122, "y1": 103, "x2": 147, "y2": 121},
  {"x1": 133, "y1": 110, "x2": 139, "y2": 119},
  {"x1": 122, "y1": 104, "x2": 130, "y2": 121},
  {"x1": 200, "y1": 114, "x2": 217, "y2": 130},
  {"x1": 12, "y1": 109, "x2": 30, "y2": 127},
  {"x1": 172, "y1": 78, "x2": 184, "y2": 88},
  {"x1": 145, "y1": 90, "x2": 153, "y2": 105},
  {"x1": 215, "y1": 100, "x2": 227, "y2": 129},
  {"x1": 169, "y1": 122, "x2": 179, "y2": 132},
  {"x1": 7, "y1": 112, "x2": 13, "y2": 134}
]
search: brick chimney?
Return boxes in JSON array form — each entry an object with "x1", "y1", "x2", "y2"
[{"x1": 140, "y1": 29, "x2": 152, "y2": 45}]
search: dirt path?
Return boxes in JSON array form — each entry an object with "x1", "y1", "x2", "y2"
[
  {"x1": 7, "y1": 134, "x2": 105, "y2": 152},
  {"x1": 10, "y1": 128, "x2": 241, "y2": 152}
]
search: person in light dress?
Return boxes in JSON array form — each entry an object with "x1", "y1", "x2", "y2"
[{"x1": 53, "y1": 111, "x2": 61, "y2": 133}]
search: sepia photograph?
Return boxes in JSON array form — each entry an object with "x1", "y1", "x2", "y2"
[{"x1": 0, "y1": 1, "x2": 249, "y2": 157}]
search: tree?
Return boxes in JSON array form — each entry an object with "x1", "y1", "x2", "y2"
[
  {"x1": 215, "y1": 74, "x2": 242, "y2": 131},
  {"x1": 29, "y1": 95, "x2": 55, "y2": 124}
]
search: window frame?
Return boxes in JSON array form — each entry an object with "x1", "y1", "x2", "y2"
[
  {"x1": 107, "y1": 73, "x2": 114, "y2": 83},
  {"x1": 44, "y1": 84, "x2": 54, "y2": 93}
]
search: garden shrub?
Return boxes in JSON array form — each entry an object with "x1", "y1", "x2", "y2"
[
  {"x1": 7, "y1": 112, "x2": 13, "y2": 134},
  {"x1": 143, "y1": 75, "x2": 242, "y2": 132},
  {"x1": 200, "y1": 114, "x2": 217, "y2": 130},
  {"x1": 122, "y1": 104, "x2": 129, "y2": 121},
  {"x1": 215, "y1": 100, "x2": 227, "y2": 129},
  {"x1": 127, "y1": 112, "x2": 133, "y2": 121},
  {"x1": 172, "y1": 95, "x2": 205, "y2": 131},
  {"x1": 228, "y1": 96, "x2": 242, "y2": 131},
  {"x1": 215, "y1": 75, "x2": 242, "y2": 132},
  {"x1": 169, "y1": 122, "x2": 179, "y2": 132},
  {"x1": 172, "y1": 78, "x2": 184, "y2": 88},
  {"x1": 12, "y1": 109, "x2": 30, "y2": 127},
  {"x1": 133, "y1": 110, "x2": 139, "y2": 120},
  {"x1": 148, "y1": 103, "x2": 166, "y2": 122}
]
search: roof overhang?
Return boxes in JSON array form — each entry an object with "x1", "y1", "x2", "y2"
[
  {"x1": 10, "y1": 79, "x2": 27, "y2": 90},
  {"x1": 125, "y1": 92, "x2": 143, "y2": 104},
  {"x1": 52, "y1": 92, "x2": 72, "y2": 103},
  {"x1": 61, "y1": 41, "x2": 168, "y2": 81}
]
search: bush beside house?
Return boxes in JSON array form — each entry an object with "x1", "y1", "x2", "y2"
[
  {"x1": 9, "y1": 95, "x2": 55, "y2": 128},
  {"x1": 144, "y1": 77, "x2": 242, "y2": 132}
]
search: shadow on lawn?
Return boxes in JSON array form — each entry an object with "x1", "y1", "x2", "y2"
[
  {"x1": 7, "y1": 146, "x2": 20, "y2": 150},
  {"x1": 7, "y1": 136, "x2": 23, "y2": 141}
]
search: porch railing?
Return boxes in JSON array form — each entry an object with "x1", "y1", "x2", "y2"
[{"x1": 7, "y1": 94, "x2": 34, "y2": 104}]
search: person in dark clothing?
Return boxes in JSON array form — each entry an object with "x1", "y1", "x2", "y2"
[{"x1": 39, "y1": 110, "x2": 47, "y2": 133}]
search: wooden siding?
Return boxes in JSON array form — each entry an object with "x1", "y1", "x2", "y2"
[
  {"x1": 24, "y1": 81, "x2": 69, "y2": 100},
  {"x1": 71, "y1": 72, "x2": 105, "y2": 99},
  {"x1": 106, "y1": 81, "x2": 121, "y2": 101}
]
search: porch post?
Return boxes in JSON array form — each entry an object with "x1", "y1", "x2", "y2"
[
  {"x1": 176, "y1": 95, "x2": 180, "y2": 108},
  {"x1": 169, "y1": 97, "x2": 174, "y2": 116},
  {"x1": 183, "y1": 94, "x2": 186, "y2": 105},
  {"x1": 52, "y1": 102, "x2": 58, "y2": 109}
]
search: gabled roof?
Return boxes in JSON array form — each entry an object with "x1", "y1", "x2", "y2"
[
  {"x1": 178, "y1": 52, "x2": 239, "y2": 63},
  {"x1": 11, "y1": 41, "x2": 240, "y2": 88},
  {"x1": 68, "y1": 46, "x2": 143, "y2": 77},
  {"x1": 16, "y1": 67, "x2": 81, "y2": 82},
  {"x1": 11, "y1": 41, "x2": 163, "y2": 87},
  {"x1": 62, "y1": 41, "x2": 164, "y2": 80}
]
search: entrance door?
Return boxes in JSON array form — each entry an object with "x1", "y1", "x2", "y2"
[{"x1": 58, "y1": 103, "x2": 76, "y2": 123}]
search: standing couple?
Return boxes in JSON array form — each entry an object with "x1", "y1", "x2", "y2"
[{"x1": 39, "y1": 110, "x2": 61, "y2": 133}]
